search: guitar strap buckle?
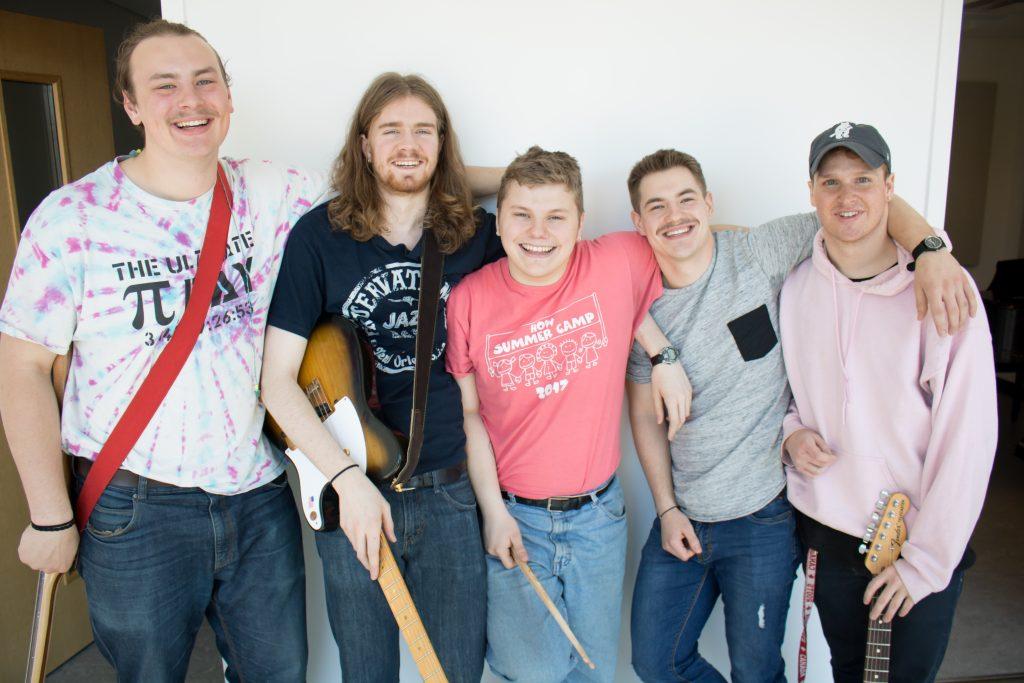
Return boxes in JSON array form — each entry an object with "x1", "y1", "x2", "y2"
[{"x1": 392, "y1": 482, "x2": 416, "y2": 493}]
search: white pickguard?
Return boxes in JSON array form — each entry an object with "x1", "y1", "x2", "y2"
[{"x1": 284, "y1": 396, "x2": 367, "y2": 530}]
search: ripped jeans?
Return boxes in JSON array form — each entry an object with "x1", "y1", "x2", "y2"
[{"x1": 630, "y1": 492, "x2": 799, "y2": 683}]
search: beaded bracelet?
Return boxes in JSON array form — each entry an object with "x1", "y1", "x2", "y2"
[
  {"x1": 657, "y1": 504, "x2": 682, "y2": 520},
  {"x1": 328, "y1": 464, "x2": 360, "y2": 486},
  {"x1": 31, "y1": 519, "x2": 76, "y2": 532}
]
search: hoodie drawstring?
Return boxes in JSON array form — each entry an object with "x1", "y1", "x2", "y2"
[{"x1": 830, "y1": 269, "x2": 865, "y2": 425}]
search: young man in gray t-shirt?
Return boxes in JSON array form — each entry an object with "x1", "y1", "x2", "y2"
[{"x1": 624, "y1": 148, "x2": 976, "y2": 682}]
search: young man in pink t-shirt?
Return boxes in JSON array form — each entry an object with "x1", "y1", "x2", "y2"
[{"x1": 447, "y1": 147, "x2": 687, "y2": 681}]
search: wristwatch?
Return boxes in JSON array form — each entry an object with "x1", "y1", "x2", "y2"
[
  {"x1": 907, "y1": 235, "x2": 946, "y2": 272},
  {"x1": 650, "y1": 346, "x2": 680, "y2": 366}
]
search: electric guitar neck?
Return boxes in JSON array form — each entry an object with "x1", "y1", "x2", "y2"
[{"x1": 858, "y1": 491, "x2": 909, "y2": 683}]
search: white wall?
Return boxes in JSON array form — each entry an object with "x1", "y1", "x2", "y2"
[{"x1": 163, "y1": 1, "x2": 963, "y2": 680}]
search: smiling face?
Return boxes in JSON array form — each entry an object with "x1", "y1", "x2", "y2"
[
  {"x1": 809, "y1": 148, "x2": 893, "y2": 245},
  {"x1": 631, "y1": 166, "x2": 714, "y2": 267},
  {"x1": 360, "y1": 95, "x2": 440, "y2": 196},
  {"x1": 122, "y1": 34, "x2": 232, "y2": 164},
  {"x1": 498, "y1": 181, "x2": 584, "y2": 287}
]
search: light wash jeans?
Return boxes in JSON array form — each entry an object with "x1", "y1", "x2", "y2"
[{"x1": 486, "y1": 476, "x2": 628, "y2": 683}]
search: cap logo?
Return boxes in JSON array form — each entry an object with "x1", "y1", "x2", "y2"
[{"x1": 830, "y1": 122, "x2": 853, "y2": 140}]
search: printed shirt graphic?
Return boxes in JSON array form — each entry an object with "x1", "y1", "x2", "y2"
[
  {"x1": 267, "y1": 204, "x2": 503, "y2": 474},
  {"x1": 447, "y1": 231, "x2": 661, "y2": 498},
  {"x1": 0, "y1": 158, "x2": 325, "y2": 493}
]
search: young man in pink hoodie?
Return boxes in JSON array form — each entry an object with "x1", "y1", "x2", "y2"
[{"x1": 780, "y1": 122, "x2": 998, "y2": 683}]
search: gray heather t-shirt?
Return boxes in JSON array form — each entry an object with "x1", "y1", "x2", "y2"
[{"x1": 627, "y1": 212, "x2": 819, "y2": 522}]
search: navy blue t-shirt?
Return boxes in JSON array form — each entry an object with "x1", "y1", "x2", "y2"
[{"x1": 268, "y1": 202, "x2": 503, "y2": 474}]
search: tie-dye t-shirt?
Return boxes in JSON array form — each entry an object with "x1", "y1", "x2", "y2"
[{"x1": 0, "y1": 157, "x2": 325, "y2": 493}]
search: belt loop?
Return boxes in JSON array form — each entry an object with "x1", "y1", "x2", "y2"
[
  {"x1": 432, "y1": 470, "x2": 443, "y2": 491},
  {"x1": 137, "y1": 476, "x2": 148, "y2": 500},
  {"x1": 588, "y1": 491, "x2": 599, "y2": 504},
  {"x1": 506, "y1": 492, "x2": 517, "y2": 504}
]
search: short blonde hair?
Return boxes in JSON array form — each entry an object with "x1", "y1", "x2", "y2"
[{"x1": 498, "y1": 146, "x2": 583, "y2": 213}]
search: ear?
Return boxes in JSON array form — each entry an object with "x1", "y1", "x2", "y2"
[
  {"x1": 884, "y1": 173, "x2": 895, "y2": 201},
  {"x1": 705, "y1": 191, "x2": 715, "y2": 218},
  {"x1": 576, "y1": 211, "x2": 586, "y2": 241},
  {"x1": 360, "y1": 134, "x2": 371, "y2": 163},
  {"x1": 227, "y1": 87, "x2": 234, "y2": 114},
  {"x1": 807, "y1": 179, "x2": 815, "y2": 208},
  {"x1": 630, "y1": 210, "x2": 645, "y2": 235},
  {"x1": 123, "y1": 92, "x2": 141, "y2": 126}
]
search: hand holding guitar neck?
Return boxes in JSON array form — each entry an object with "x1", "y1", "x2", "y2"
[
  {"x1": 858, "y1": 490, "x2": 910, "y2": 683},
  {"x1": 333, "y1": 469, "x2": 396, "y2": 580}
]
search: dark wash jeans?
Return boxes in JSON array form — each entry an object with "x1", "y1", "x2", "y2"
[
  {"x1": 74, "y1": 472, "x2": 307, "y2": 683},
  {"x1": 314, "y1": 471, "x2": 487, "y2": 683},
  {"x1": 808, "y1": 544, "x2": 965, "y2": 683},
  {"x1": 631, "y1": 493, "x2": 800, "y2": 683}
]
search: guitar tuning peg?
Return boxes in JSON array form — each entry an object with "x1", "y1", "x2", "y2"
[
  {"x1": 880, "y1": 489, "x2": 890, "y2": 500},
  {"x1": 858, "y1": 544, "x2": 867, "y2": 555},
  {"x1": 870, "y1": 554, "x2": 878, "y2": 563},
  {"x1": 875, "y1": 500, "x2": 885, "y2": 511},
  {"x1": 871, "y1": 512, "x2": 881, "y2": 523},
  {"x1": 862, "y1": 532, "x2": 873, "y2": 543},
  {"x1": 866, "y1": 523, "x2": 877, "y2": 533}
]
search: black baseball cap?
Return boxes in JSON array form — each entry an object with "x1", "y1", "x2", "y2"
[{"x1": 808, "y1": 122, "x2": 891, "y2": 178}]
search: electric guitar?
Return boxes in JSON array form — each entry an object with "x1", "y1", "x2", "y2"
[
  {"x1": 264, "y1": 315, "x2": 447, "y2": 682},
  {"x1": 857, "y1": 490, "x2": 910, "y2": 683}
]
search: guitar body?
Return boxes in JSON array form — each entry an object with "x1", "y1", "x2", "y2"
[{"x1": 265, "y1": 314, "x2": 405, "y2": 483}]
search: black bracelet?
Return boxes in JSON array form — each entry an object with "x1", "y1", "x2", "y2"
[
  {"x1": 328, "y1": 464, "x2": 360, "y2": 486},
  {"x1": 31, "y1": 518, "x2": 75, "y2": 532},
  {"x1": 657, "y1": 504, "x2": 681, "y2": 520}
]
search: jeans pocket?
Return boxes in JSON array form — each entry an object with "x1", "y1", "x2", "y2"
[
  {"x1": 747, "y1": 495, "x2": 793, "y2": 526},
  {"x1": 438, "y1": 475, "x2": 478, "y2": 511},
  {"x1": 594, "y1": 483, "x2": 626, "y2": 522},
  {"x1": 86, "y1": 487, "x2": 140, "y2": 539}
]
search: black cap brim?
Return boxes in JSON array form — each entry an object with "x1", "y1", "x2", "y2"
[{"x1": 809, "y1": 141, "x2": 887, "y2": 178}]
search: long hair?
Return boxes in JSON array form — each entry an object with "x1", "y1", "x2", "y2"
[{"x1": 327, "y1": 73, "x2": 476, "y2": 254}]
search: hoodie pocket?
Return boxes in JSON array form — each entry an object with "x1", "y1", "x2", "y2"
[{"x1": 727, "y1": 304, "x2": 778, "y2": 361}]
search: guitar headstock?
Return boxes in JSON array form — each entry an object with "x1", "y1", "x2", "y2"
[{"x1": 858, "y1": 490, "x2": 909, "y2": 576}]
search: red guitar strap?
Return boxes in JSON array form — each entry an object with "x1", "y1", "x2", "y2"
[{"x1": 74, "y1": 164, "x2": 234, "y2": 531}]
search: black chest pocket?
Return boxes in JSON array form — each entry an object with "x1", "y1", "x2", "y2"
[{"x1": 727, "y1": 304, "x2": 778, "y2": 361}]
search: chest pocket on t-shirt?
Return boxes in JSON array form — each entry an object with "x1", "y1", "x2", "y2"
[{"x1": 727, "y1": 304, "x2": 778, "y2": 361}]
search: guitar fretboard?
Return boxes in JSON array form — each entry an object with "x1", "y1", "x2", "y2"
[
  {"x1": 377, "y1": 538, "x2": 448, "y2": 682},
  {"x1": 863, "y1": 596, "x2": 891, "y2": 683}
]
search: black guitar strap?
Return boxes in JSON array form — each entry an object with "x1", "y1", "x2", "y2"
[{"x1": 391, "y1": 227, "x2": 445, "y2": 489}]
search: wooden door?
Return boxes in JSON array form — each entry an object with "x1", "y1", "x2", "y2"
[{"x1": 0, "y1": 9, "x2": 116, "y2": 678}]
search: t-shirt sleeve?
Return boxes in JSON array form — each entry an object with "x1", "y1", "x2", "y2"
[
  {"x1": 267, "y1": 215, "x2": 328, "y2": 338},
  {"x1": 282, "y1": 164, "x2": 329, "y2": 225},
  {"x1": 0, "y1": 199, "x2": 80, "y2": 354},
  {"x1": 746, "y1": 212, "x2": 820, "y2": 290},
  {"x1": 444, "y1": 279, "x2": 475, "y2": 377},
  {"x1": 596, "y1": 231, "x2": 663, "y2": 333},
  {"x1": 626, "y1": 338, "x2": 652, "y2": 385}
]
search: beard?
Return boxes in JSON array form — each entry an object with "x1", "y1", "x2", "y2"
[{"x1": 375, "y1": 158, "x2": 433, "y2": 195}]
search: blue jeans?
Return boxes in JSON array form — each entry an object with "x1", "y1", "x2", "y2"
[
  {"x1": 314, "y1": 471, "x2": 487, "y2": 683},
  {"x1": 631, "y1": 493, "x2": 800, "y2": 683},
  {"x1": 75, "y1": 471, "x2": 307, "y2": 682},
  {"x1": 487, "y1": 477, "x2": 628, "y2": 683}
]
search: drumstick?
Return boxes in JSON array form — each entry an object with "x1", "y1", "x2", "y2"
[{"x1": 515, "y1": 556, "x2": 596, "y2": 670}]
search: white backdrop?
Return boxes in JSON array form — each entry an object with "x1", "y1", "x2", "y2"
[{"x1": 162, "y1": 1, "x2": 963, "y2": 680}]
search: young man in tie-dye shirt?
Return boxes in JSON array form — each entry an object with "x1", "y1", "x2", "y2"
[{"x1": 0, "y1": 21, "x2": 324, "y2": 680}]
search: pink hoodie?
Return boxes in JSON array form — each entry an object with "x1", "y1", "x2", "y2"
[{"x1": 779, "y1": 230, "x2": 997, "y2": 603}]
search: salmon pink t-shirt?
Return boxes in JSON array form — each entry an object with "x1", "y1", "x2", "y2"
[{"x1": 446, "y1": 231, "x2": 661, "y2": 498}]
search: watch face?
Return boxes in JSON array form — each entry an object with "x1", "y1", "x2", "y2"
[
  {"x1": 661, "y1": 347, "x2": 680, "y2": 363},
  {"x1": 924, "y1": 236, "x2": 943, "y2": 250}
]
